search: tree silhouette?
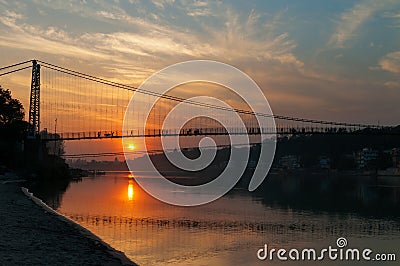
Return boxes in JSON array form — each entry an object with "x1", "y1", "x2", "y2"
[
  {"x1": 0, "y1": 85, "x2": 28, "y2": 141},
  {"x1": 0, "y1": 85, "x2": 25, "y2": 125},
  {"x1": 0, "y1": 85, "x2": 27, "y2": 167}
]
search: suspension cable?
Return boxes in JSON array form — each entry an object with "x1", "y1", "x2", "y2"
[
  {"x1": 0, "y1": 65, "x2": 32, "y2": 77},
  {"x1": 0, "y1": 60, "x2": 32, "y2": 71},
  {"x1": 0, "y1": 59, "x2": 385, "y2": 128}
]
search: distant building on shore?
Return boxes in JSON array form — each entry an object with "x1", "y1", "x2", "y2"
[
  {"x1": 278, "y1": 155, "x2": 300, "y2": 169},
  {"x1": 392, "y1": 148, "x2": 400, "y2": 169},
  {"x1": 356, "y1": 148, "x2": 378, "y2": 169},
  {"x1": 319, "y1": 156, "x2": 331, "y2": 169}
]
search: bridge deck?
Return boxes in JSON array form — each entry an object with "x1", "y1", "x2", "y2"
[{"x1": 41, "y1": 126, "x2": 394, "y2": 141}]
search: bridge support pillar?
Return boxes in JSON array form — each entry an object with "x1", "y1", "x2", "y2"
[{"x1": 28, "y1": 60, "x2": 41, "y2": 139}]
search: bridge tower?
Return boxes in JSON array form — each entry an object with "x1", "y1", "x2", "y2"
[{"x1": 28, "y1": 60, "x2": 41, "y2": 139}]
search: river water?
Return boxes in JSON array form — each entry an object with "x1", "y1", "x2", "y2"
[{"x1": 39, "y1": 172, "x2": 400, "y2": 265}]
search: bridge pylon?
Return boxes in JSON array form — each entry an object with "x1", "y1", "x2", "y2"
[{"x1": 28, "y1": 60, "x2": 40, "y2": 139}]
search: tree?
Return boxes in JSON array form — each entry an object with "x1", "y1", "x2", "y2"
[
  {"x1": 0, "y1": 85, "x2": 28, "y2": 167},
  {"x1": 0, "y1": 85, "x2": 25, "y2": 125},
  {"x1": 0, "y1": 85, "x2": 28, "y2": 141}
]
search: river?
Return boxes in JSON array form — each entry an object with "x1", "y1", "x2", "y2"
[{"x1": 35, "y1": 171, "x2": 400, "y2": 265}]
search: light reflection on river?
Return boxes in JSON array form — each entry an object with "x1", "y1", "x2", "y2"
[{"x1": 54, "y1": 172, "x2": 400, "y2": 265}]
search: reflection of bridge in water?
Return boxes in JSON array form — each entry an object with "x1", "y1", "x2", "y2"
[
  {"x1": 65, "y1": 212, "x2": 400, "y2": 238},
  {"x1": 1, "y1": 60, "x2": 396, "y2": 144}
]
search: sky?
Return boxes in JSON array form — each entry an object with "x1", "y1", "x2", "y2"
[{"x1": 0, "y1": 0, "x2": 400, "y2": 156}]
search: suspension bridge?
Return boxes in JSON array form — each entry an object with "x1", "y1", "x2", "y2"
[{"x1": 0, "y1": 59, "x2": 396, "y2": 146}]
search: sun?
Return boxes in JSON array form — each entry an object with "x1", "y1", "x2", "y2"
[{"x1": 127, "y1": 144, "x2": 135, "y2": 150}]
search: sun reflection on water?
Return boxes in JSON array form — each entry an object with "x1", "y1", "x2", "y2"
[{"x1": 127, "y1": 180, "x2": 134, "y2": 201}]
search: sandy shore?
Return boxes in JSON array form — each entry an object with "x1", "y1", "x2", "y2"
[{"x1": 0, "y1": 174, "x2": 137, "y2": 266}]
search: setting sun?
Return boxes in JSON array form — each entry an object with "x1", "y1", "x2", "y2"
[{"x1": 128, "y1": 144, "x2": 135, "y2": 150}]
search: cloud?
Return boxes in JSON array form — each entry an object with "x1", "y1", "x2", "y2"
[
  {"x1": 149, "y1": 0, "x2": 175, "y2": 9},
  {"x1": 383, "y1": 11, "x2": 400, "y2": 18},
  {"x1": 96, "y1": 10, "x2": 119, "y2": 20},
  {"x1": 384, "y1": 81, "x2": 400, "y2": 89},
  {"x1": 328, "y1": 0, "x2": 397, "y2": 48},
  {"x1": 0, "y1": 12, "x2": 112, "y2": 60},
  {"x1": 4, "y1": 10, "x2": 22, "y2": 19},
  {"x1": 151, "y1": 0, "x2": 164, "y2": 9},
  {"x1": 383, "y1": 11, "x2": 400, "y2": 28},
  {"x1": 0, "y1": 1, "x2": 304, "y2": 113},
  {"x1": 187, "y1": 8, "x2": 212, "y2": 17},
  {"x1": 197, "y1": 8, "x2": 303, "y2": 67},
  {"x1": 0, "y1": 7, "x2": 194, "y2": 60},
  {"x1": 182, "y1": 0, "x2": 212, "y2": 16},
  {"x1": 193, "y1": 1, "x2": 208, "y2": 7},
  {"x1": 0, "y1": 3, "x2": 303, "y2": 70},
  {"x1": 79, "y1": 31, "x2": 207, "y2": 57},
  {"x1": 379, "y1": 51, "x2": 400, "y2": 74}
]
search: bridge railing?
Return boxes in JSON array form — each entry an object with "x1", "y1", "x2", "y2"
[{"x1": 39, "y1": 125, "x2": 390, "y2": 141}]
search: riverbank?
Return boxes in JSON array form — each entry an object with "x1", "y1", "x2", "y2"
[{"x1": 0, "y1": 174, "x2": 137, "y2": 266}]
